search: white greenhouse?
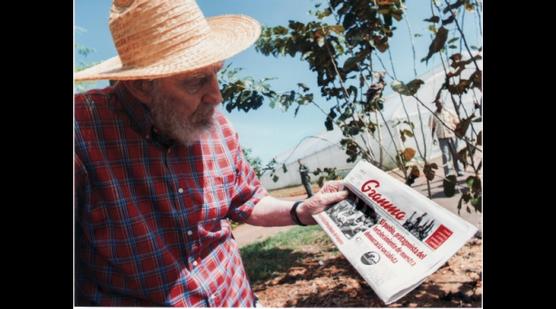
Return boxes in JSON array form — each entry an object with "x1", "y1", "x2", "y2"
[{"x1": 260, "y1": 59, "x2": 483, "y2": 190}]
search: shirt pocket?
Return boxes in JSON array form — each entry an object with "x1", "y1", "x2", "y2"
[{"x1": 197, "y1": 219, "x2": 231, "y2": 257}]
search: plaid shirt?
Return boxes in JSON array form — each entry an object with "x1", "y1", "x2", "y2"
[{"x1": 75, "y1": 85, "x2": 268, "y2": 306}]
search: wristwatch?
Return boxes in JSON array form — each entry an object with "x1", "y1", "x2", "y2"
[{"x1": 290, "y1": 201, "x2": 307, "y2": 226}]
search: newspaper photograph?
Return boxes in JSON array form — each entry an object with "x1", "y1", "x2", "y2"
[{"x1": 313, "y1": 160, "x2": 478, "y2": 305}]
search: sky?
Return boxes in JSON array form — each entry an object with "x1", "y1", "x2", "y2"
[{"x1": 75, "y1": 0, "x2": 482, "y2": 164}]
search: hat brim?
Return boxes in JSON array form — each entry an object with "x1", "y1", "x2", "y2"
[{"x1": 74, "y1": 15, "x2": 261, "y2": 81}]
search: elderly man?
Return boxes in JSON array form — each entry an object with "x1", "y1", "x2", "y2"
[{"x1": 74, "y1": 0, "x2": 347, "y2": 306}]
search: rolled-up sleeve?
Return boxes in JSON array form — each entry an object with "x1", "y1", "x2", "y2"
[{"x1": 226, "y1": 133, "x2": 269, "y2": 223}]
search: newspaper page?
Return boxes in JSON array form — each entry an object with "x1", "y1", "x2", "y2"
[{"x1": 313, "y1": 160, "x2": 478, "y2": 304}]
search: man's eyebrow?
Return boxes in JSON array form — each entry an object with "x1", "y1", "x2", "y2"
[
  {"x1": 187, "y1": 63, "x2": 223, "y2": 78},
  {"x1": 187, "y1": 72, "x2": 206, "y2": 79}
]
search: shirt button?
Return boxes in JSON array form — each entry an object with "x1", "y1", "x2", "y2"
[
  {"x1": 178, "y1": 188, "x2": 184, "y2": 194},
  {"x1": 187, "y1": 230, "x2": 192, "y2": 236},
  {"x1": 192, "y1": 261, "x2": 198, "y2": 266}
]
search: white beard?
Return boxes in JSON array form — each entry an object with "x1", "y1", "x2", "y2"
[{"x1": 150, "y1": 90, "x2": 216, "y2": 146}]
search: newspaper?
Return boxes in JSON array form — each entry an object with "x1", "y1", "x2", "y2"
[{"x1": 313, "y1": 160, "x2": 478, "y2": 305}]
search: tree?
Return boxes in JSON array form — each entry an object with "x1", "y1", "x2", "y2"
[
  {"x1": 74, "y1": 26, "x2": 99, "y2": 93},
  {"x1": 220, "y1": 0, "x2": 482, "y2": 213},
  {"x1": 242, "y1": 147, "x2": 264, "y2": 177}
]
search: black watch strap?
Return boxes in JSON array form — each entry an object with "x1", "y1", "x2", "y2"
[{"x1": 290, "y1": 200, "x2": 307, "y2": 226}]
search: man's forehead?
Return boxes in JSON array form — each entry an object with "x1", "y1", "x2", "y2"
[{"x1": 175, "y1": 61, "x2": 224, "y2": 78}]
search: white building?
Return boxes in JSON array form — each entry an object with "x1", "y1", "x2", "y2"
[{"x1": 261, "y1": 59, "x2": 483, "y2": 190}]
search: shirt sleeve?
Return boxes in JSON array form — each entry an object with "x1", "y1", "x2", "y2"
[{"x1": 226, "y1": 133, "x2": 269, "y2": 223}]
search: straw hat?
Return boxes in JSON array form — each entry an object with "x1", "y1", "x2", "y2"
[{"x1": 74, "y1": 0, "x2": 261, "y2": 81}]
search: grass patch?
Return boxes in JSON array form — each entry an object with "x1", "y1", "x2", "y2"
[{"x1": 240, "y1": 225, "x2": 337, "y2": 284}]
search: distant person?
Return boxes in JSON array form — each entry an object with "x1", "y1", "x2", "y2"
[
  {"x1": 298, "y1": 159, "x2": 313, "y2": 197},
  {"x1": 74, "y1": 0, "x2": 348, "y2": 306},
  {"x1": 429, "y1": 100, "x2": 464, "y2": 177}
]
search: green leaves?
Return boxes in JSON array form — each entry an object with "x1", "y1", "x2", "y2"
[
  {"x1": 247, "y1": 0, "x2": 481, "y2": 216},
  {"x1": 442, "y1": 15, "x2": 456, "y2": 26},
  {"x1": 421, "y1": 26, "x2": 448, "y2": 63},
  {"x1": 312, "y1": 167, "x2": 339, "y2": 187},
  {"x1": 454, "y1": 115, "x2": 475, "y2": 138},
  {"x1": 391, "y1": 79, "x2": 424, "y2": 96},
  {"x1": 424, "y1": 16, "x2": 440, "y2": 23},
  {"x1": 315, "y1": 8, "x2": 332, "y2": 20},
  {"x1": 443, "y1": 0, "x2": 465, "y2": 14},
  {"x1": 341, "y1": 119, "x2": 365, "y2": 136},
  {"x1": 342, "y1": 12, "x2": 356, "y2": 30},
  {"x1": 325, "y1": 107, "x2": 337, "y2": 131},
  {"x1": 242, "y1": 147, "x2": 263, "y2": 177},
  {"x1": 343, "y1": 55, "x2": 361, "y2": 73},
  {"x1": 272, "y1": 26, "x2": 289, "y2": 35},
  {"x1": 399, "y1": 129, "x2": 414, "y2": 142},
  {"x1": 297, "y1": 83, "x2": 310, "y2": 92},
  {"x1": 447, "y1": 78, "x2": 471, "y2": 95},
  {"x1": 219, "y1": 64, "x2": 290, "y2": 113},
  {"x1": 340, "y1": 138, "x2": 361, "y2": 163},
  {"x1": 410, "y1": 165, "x2": 420, "y2": 178},
  {"x1": 457, "y1": 147, "x2": 468, "y2": 170},
  {"x1": 371, "y1": 35, "x2": 389, "y2": 53},
  {"x1": 327, "y1": 25, "x2": 345, "y2": 34},
  {"x1": 424, "y1": 163, "x2": 438, "y2": 181},
  {"x1": 470, "y1": 69, "x2": 482, "y2": 90},
  {"x1": 462, "y1": 175, "x2": 482, "y2": 212}
]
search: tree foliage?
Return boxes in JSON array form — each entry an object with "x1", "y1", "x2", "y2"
[{"x1": 223, "y1": 0, "x2": 482, "y2": 213}]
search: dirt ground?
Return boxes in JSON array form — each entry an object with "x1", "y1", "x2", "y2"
[
  {"x1": 253, "y1": 237, "x2": 482, "y2": 307},
  {"x1": 237, "y1": 156, "x2": 482, "y2": 307}
]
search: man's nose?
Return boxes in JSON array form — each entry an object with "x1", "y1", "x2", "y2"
[{"x1": 203, "y1": 74, "x2": 223, "y2": 106}]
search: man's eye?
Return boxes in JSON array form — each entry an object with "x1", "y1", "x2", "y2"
[
  {"x1": 185, "y1": 77, "x2": 204, "y2": 87},
  {"x1": 183, "y1": 76, "x2": 207, "y2": 92}
]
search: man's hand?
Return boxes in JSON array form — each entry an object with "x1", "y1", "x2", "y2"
[
  {"x1": 298, "y1": 180, "x2": 349, "y2": 225},
  {"x1": 247, "y1": 181, "x2": 348, "y2": 227}
]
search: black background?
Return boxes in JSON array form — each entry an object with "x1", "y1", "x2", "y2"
[{"x1": 7, "y1": 0, "x2": 544, "y2": 307}]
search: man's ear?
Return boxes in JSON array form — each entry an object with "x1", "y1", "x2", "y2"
[{"x1": 121, "y1": 79, "x2": 155, "y2": 104}]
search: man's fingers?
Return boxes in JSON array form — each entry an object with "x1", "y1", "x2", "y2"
[
  {"x1": 304, "y1": 190, "x2": 349, "y2": 216},
  {"x1": 321, "y1": 190, "x2": 349, "y2": 205},
  {"x1": 321, "y1": 180, "x2": 346, "y2": 193}
]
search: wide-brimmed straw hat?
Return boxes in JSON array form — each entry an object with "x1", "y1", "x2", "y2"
[{"x1": 75, "y1": 0, "x2": 261, "y2": 81}]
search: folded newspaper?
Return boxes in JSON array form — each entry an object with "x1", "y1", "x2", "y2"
[{"x1": 313, "y1": 160, "x2": 478, "y2": 304}]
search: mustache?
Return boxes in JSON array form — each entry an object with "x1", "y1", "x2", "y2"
[{"x1": 190, "y1": 105, "x2": 216, "y2": 124}]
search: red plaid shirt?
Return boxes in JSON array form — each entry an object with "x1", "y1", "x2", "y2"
[{"x1": 75, "y1": 85, "x2": 268, "y2": 306}]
